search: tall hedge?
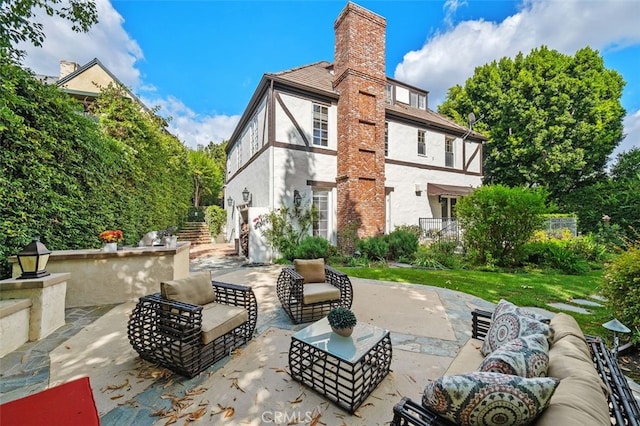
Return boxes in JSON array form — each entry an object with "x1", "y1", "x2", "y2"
[{"x1": 0, "y1": 58, "x2": 192, "y2": 278}]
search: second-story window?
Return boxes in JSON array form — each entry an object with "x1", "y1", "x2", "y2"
[
  {"x1": 385, "y1": 84, "x2": 393, "y2": 105},
  {"x1": 445, "y1": 137, "x2": 454, "y2": 167},
  {"x1": 385, "y1": 122, "x2": 389, "y2": 157},
  {"x1": 313, "y1": 103, "x2": 328, "y2": 146},
  {"x1": 250, "y1": 117, "x2": 258, "y2": 155},
  {"x1": 410, "y1": 92, "x2": 426, "y2": 110},
  {"x1": 417, "y1": 129, "x2": 426, "y2": 156}
]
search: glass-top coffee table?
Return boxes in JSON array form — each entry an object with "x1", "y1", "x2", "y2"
[{"x1": 288, "y1": 317, "x2": 392, "y2": 413}]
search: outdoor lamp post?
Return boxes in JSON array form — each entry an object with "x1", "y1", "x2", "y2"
[
  {"x1": 603, "y1": 318, "x2": 631, "y2": 359},
  {"x1": 293, "y1": 190, "x2": 302, "y2": 208},
  {"x1": 227, "y1": 196, "x2": 233, "y2": 208},
  {"x1": 16, "y1": 238, "x2": 52, "y2": 279}
]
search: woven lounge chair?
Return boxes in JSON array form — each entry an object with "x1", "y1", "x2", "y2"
[
  {"x1": 127, "y1": 271, "x2": 257, "y2": 377},
  {"x1": 276, "y1": 258, "x2": 353, "y2": 324}
]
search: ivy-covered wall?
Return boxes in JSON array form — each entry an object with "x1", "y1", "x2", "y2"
[{"x1": 0, "y1": 58, "x2": 193, "y2": 278}]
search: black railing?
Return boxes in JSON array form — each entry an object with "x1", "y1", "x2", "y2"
[{"x1": 418, "y1": 218, "x2": 462, "y2": 243}]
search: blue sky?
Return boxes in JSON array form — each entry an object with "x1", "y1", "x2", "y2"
[{"x1": 20, "y1": 0, "x2": 640, "y2": 160}]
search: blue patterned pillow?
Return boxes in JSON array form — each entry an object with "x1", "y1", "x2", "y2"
[
  {"x1": 422, "y1": 372, "x2": 559, "y2": 426},
  {"x1": 478, "y1": 334, "x2": 549, "y2": 377},
  {"x1": 481, "y1": 300, "x2": 553, "y2": 356}
]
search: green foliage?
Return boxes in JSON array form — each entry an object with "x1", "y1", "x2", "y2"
[
  {"x1": 455, "y1": 185, "x2": 548, "y2": 266},
  {"x1": 385, "y1": 228, "x2": 419, "y2": 260},
  {"x1": 356, "y1": 236, "x2": 389, "y2": 261},
  {"x1": 560, "y1": 148, "x2": 640, "y2": 240},
  {"x1": 327, "y1": 307, "x2": 357, "y2": 329},
  {"x1": 601, "y1": 245, "x2": 640, "y2": 343},
  {"x1": 412, "y1": 242, "x2": 464, "y2": 270},
  {"x1": 205, "y1": 205, "x2": 226, "y2": 237},
  {"x1": 293, "y1": 236, "x2": 335, "y2": 260},
  {"x1": 439, "y1": 46, "x2": 625, "y2": 203},
  {"x1": 1, "y1": 0, "x2": 98, "y2": 59},
  {"x1": 188, "y1": 150, "x2": 222, "y2": 207},
  {"x1": 254, "y1": 205, "x2": 318, "y2": 260},
  {"x1": 0, "y1": 60, "x2": 192, "y2": 278}
]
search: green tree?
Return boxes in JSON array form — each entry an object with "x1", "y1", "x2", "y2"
[
  {"x1": 1, "y1": 0, "x2": 98, "y2": 58},
  {"x1": 439, "y1": 46, "x2": 626, "y2": 202},
  {"x1": 188, "y1": 149, "x2": 222, "y2": 207},
  {"x1": 456, "y1": 185, "x2": 548, "y2": 266}
]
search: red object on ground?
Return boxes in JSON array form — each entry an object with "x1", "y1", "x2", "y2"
[{"x1": 0, "y1": 376, "x2": 99, "y2": 425}]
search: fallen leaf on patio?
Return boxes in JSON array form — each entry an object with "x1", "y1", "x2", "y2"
[
  {"x1": 361, "y1": 402, "x2": 374, "y2": 408},
  {"x1": 65, "y1": 345, "x2": 71, "y2": 350},
  {"x1": 186, "y1": 406, "x2": 207, "y2": 421},
  {"x1": 185, "y1": 386, "x2": 207, "y2": 396},
  {"x1": 150, "y1": 408, "x2": 169, "y2": 417},
  {"x1": 271, "y1": 367, "x2": 287, "y2": 373},
  {"x1": 308, "y1": 411, "x2": 322, "y2": 426},
  {"x1": 289, "y1": 391, "x2": 305, "y2": 404},
  {"x1": 101, "y1": 379, "x2": 130, "y2": 392},
  {"x1": 163, "y1": 414, "x2": 177, "y2": 425},
  {"x1": 163, "y1": 379, "x2": 174, "y2": 388},
  {"x1": 224, "y1": 407, "x2": 235, "y2": 418},
  {"x1": 408, "y1": 374, "x2": 416, "y2": 383},
  {"x1": 110, "y1": 394, "x2": 124, "y2": 400},
  {"x1": 230, "y1": 378, "x2": 245, "y2": 393}
]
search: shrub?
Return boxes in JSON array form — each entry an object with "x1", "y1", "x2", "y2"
[
  {"x1": 412, "y1": 242, "x2": 464, "y2": 270},
  {"x1": 456, "y1": 185, "x2": 548, "y2": 267},
  {"x1": 205, "y1": 205, "x2": 226, "y2": 237},
  {"x1": 293, "y1": 236, "x2": 333, "y2": 260},
  {"x1": 254, "y1": 205, "x2": 317, "y2": 260},
  {"x1": 601, "y1": 245, "x2": 640, "y2": 343},
  {"x1": 356, "y1": 236, "x2": 389, "y2": 261},
  {"x1": 385, "y1": 228, "x2": 419, "y2": 260}
]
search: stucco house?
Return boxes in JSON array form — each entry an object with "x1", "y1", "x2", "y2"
[{"x1": 225, "y1": 2, "x2": 486, "y2": 264}]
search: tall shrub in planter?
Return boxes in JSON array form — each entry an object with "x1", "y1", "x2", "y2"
[{"x1": 456, "y1": 185, "x2": 548, "y2": 266}]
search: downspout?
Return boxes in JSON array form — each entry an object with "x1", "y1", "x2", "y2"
[{"x1": 269, "y1": 78, "x2": 275, "y2": 263}]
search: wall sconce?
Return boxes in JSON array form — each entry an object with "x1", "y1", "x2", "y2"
[
  {"x1": 242, "y1": 187, "x2": 251, "y2": 204},
  {"x1": 603, "y1": 318, "x2": 630, "y2": 359},
  {"x1": 16, "y1": 238, "x2": 51, "y2": 279},
  {"x1": 227, "y1": 196, "x2": 233, "y2": 208},
  {"x1": 293, "y1": 190, "x2": 302, "y2": 208}
]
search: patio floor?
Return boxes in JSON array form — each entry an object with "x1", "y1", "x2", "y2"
[{"x1": 1, "y1": 245, "x2": 498, "y2": 425}]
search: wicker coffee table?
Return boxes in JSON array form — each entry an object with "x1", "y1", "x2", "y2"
[{"x1": 288, "y1": 317, "x2": 392, "y2": 413}]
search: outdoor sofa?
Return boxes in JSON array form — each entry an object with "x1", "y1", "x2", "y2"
[
  {"x1": 127, "y1": 271, "x2": 257, "y2": 377},
  {"x1": 392, "y1": 300, "x2": 640, "y2": 426},
  {"x1": 276, "y1": 258, "x2": 353, "y2": 324}
]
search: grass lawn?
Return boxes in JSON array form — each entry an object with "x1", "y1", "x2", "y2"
[{"x1": 337, "y1": 266, "x2": 612, "y2": 340}]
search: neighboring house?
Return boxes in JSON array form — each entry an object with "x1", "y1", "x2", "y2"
[
  {"x1": 38, "y1": 58, "x2": 145, "y2": 112},
  {"x1": 225, "y1": 2, "x2": 486, "y2": 264}
]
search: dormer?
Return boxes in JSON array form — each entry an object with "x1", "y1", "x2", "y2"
[{"x1": 385, "y1": 78, "x2": 429, "y2": 111}]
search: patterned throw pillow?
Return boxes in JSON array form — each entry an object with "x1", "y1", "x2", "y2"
[
  {"x1": 478, "y1": 334, "x2": 550, "y2": 377},
  {"x1": 422, "y1": 372, "x2": 559, "y2": 426},
  {"x1": 481, "y1": 300, "x2": 553, "y2": 356}
]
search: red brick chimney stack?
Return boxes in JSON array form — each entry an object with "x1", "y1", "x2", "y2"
[{"x1": 333, "y1": 2, "x2": 387, "y2": 251}]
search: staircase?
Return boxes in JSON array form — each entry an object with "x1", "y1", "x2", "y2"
[{"x1": 176, "y1": 222, "x2": 211, "y2": 245}]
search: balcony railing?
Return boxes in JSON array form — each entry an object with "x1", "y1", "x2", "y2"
[{"x1": 418, "y1": 218, "x2": 461, "y2": 243}]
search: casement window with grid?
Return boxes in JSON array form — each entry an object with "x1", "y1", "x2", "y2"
[
  {"x1": 313, "y1": 104, "x2": 328, "y2": 146},
  {"x1": 312, "y1": 190, "x2": 329, "y2": 239},
  {"x1": 445, "y1": 136, "x2": 454, "y2": 167},
  {"x1": 417, "y1": 129, "x2": 426, "y2": 156}
]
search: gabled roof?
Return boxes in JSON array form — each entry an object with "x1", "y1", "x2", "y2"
[{"x1": 264, "y1": 61, "x2": 485, "y2": 141}]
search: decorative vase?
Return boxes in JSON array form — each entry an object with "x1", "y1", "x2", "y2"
[
  {"x1": 102, "y1": 242, "x2": 118, "y2": 252},
  {"x1": 331, "y1": 326, "x2": 354, "y2": 337},
  {"x1": 163, "y1": 236, "x2": 178, "y2": 248}
]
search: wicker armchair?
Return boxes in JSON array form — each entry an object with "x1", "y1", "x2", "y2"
[
  {"x1": 276, "y1": 258, "x2": 353, "y2": 324},
  {"x1": 127, "y1": 274, "x2": 257, "y2": 377}
]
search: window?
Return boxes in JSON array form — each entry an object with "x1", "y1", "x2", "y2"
[
  {"x1": 236, "y1": 143, "x2": 242, "y2": 169},
  {"x1": 312, "y1": 190, "x2": 329, "y2": 239},
  {"x1": 417, "y1": 129, "x2": 426, "y2": 156},
  {"x1": 410, "y1": 91, "x2": 426, "y2": 110},
  {"x1": 385, "y1": 84, "x2": 393, "y2": 105},
  {"x1": 445, "y1": 137, "x2": 454, "y2": 167},
  {"x1": 313, "y1": 104, "x2": 328, "y2": 146},
  {"x1": 384, "y1": 122, "x2": 389, "y2": 157},
  {"x1": 250, "y1": 117, "x2": 259, "y2": 155}
]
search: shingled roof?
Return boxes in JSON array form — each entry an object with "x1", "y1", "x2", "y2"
[{"x1": 266, "y1": 61, "x2": 485, "y2": 141}]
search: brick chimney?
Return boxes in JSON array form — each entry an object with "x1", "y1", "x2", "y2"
[
  {"x1": 333, "y1": 2, "x2": 387, "y2": 251},
  {"x1": 59, "y1": 60, "x2": 80, "y2": 79}
]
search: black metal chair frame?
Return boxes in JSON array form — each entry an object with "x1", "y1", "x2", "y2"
[
  {"x1": 391, "y1": 309, "x2": 640, "y2": 426},
  {"x1": 127, "y1": 280, "x2": 258, "y2": 377},
  {"x1": 276, "y1": 265, "x2": 353, "y2": 324}
]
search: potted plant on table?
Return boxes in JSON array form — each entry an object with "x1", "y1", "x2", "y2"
[
  {"x1": 328, "y1": 307, "x2": 357, "y2": 337},
  {"x1": 99, "y1": 230, "x2": 123, "y2": 252},
  {"x1": 158, "y1": 226, "x2": 178, "y2": 248}
]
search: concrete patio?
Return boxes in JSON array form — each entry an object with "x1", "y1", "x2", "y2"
[{"x1": 0, "y1": 246, "x2": 497, "y2": 425}]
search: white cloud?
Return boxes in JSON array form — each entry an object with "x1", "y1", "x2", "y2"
[
  {"x1": 616, "y1": 109, "x2": 640, "y2": 156},
  {"x1": 144, "y1": 96, "x2": 240, "y2": 149},
  {"x1": 395, "y1": 0, "x2": 640, "y2": 106}
]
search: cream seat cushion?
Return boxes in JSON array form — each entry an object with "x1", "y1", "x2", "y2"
[
  {"x1": 200, "y1": 302, "x2": 248, "y2": 345},
  {"x1": 294, "y1": 258, "x2": 326, "y2": 284},
  {"x1": 302, "y1": 283, "x2": 341, "y2": 304},
  {"x1": 161, "y1": 271, "x2": 215, "y2": 306}
]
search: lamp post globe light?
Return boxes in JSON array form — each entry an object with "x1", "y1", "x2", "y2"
[
  {"x1": 242, "y1": 187, "x2": 251, "y2": 204},
  {"x1": 603, "y1": 318, "x2": 631, "y2": 359},
  {"x1": 16, "y1": 238, "x2": 51, "y2": 279}
]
